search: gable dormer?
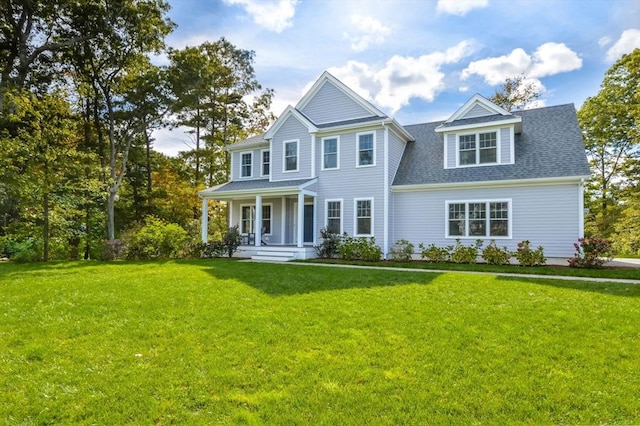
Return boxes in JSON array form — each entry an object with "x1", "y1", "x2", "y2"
[
  {"x1": 296, "y1": 72, "x2": 386, "y2": 125},
  {"x1": 436, "y1": 94, "x2": 522, "y2": 169}
]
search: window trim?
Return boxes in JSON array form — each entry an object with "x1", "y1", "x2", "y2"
[
  {"x1": 456, "y1": 130, "x2": 499, "y2": 167},
  {"x1": 321, "y1": 136, "x2": 340, "y2": 171},
  {"x1": 261, "y1": 149, "x2": 270, "y2": 177},
  {"x1": 356, "y1": 131, "x2": 376, "y2": 168},
  {"x1": 325, "y1": 198, "x2": 343, "y2": 235},
  {"x1": 444, "y1": 199, "x2": 512, "y2": 239},
  {"x1": 282, "y1": 139, "x2": 299, "y2": 173},
  {"x1": 240, "y1": 151, "x2": 253, "y2": 178},
  {"x1": 239, "y1": 203, "x2": 273, "y2": 236},
  {"x1": 354, "y1": 197, "x2": 374, "y2": 237}
]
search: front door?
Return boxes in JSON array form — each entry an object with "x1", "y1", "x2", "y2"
[{"x1": 303, "y1": 204, "x2": 314, "y2": 243}]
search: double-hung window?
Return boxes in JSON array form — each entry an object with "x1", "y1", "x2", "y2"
[
  {"x1": 240, "y1": 152, "x2": 252, "y2": 178},
  {"x1": 355, "y1": 198, "x2": 373, "y2": 236},
  {"x1": 357, "y1": 132, "x2": 375, "y2": 167},
  {"x1": 447, "y1": 200, "x2": 510, "y2": 238},
  {"x1": 322, "y1": 137, "x2": 339, "y2": 170},
  {"x1": 261, "y1": 150, "x2": 270, "y2": 176},
  {"x1": 458, "y1": 131, "x2": 497, "y2": 166},
  {"x1": 284, "y1": 140, "x2": 298, "y2": 172},
  {"x1": 326, "y1": 200, "x2": 342, "y2": 234},
  {"x1": 240, "y1": 204, "x2": 272, "y2": 235}
]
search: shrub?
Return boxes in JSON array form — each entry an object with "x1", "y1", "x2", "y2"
[
  {"x1": 513, "y1": 240, "x2": 546, "y2": 266},
  {"x1": 199, "y1": 241, "x2": 227, "y2": 258},
  {"x1": 482, "y1": 240, "x2": 511, "y2": 265},
  {"x1": 418, "y1": 243, "x2": 449, "y2": 263},
  {"x1": 102, "y1": 239, "x2": 126, "y2": 261},
  {"x1": 568, "y1": 237, "x2": 614, "y2": 268},
  {"x1": 339, "y1": 235, "x2": 382, "y2": 262},
  {"x1": 0, "y1": 236, "x2": 40, "y2": 262},
  {"x1": 123, "y1": 217, "x2": 189, "y2": 260},
  {"x1": 314, "y1": 228, "x2": 342, "y2": 259},
  {"x1": 222, "y1": 225, "x2": 243, "y2": 258},
  {"x1": 448, "y1": 239, "x2": 480, "y2": 264},
  {"x1": 390, "y1": 239, "x2": 414, "y2": 261}
]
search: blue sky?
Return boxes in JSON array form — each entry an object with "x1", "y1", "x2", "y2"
[{"x1": 153, "y1": 0, "x2": 640, "y2": 156}]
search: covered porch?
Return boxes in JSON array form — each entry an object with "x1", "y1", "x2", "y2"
[{"x1": 198, "y1": 178, "x2": 318, "y2": 259}]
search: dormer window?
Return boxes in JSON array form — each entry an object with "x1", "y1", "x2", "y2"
[{"x1": 458, "y1": 131, "x2": 497, "y2": 166}]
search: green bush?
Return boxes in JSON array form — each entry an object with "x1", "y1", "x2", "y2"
[
  {"x1": 390, "y1": 239, "x2": 414, "y2": 261},
  {"x1": 482, "y1": 240, "x2": 511, "y2": 265},
  {"x1": 123, "y1": 217, "x2": 189, "y2": 260},
  {"x1": 448, "y1": 239, "x2": 480, "y2": 264},
  {"x1": 101, "y1": 239, "x2": 126, "y2": 261},
  {"x1": 513, "y1": 240, "x2": 546, "y2": 266},
  {"x1": 418, "y1": 243, "x2": 449, "y2": 263},
  {"x1": 222, "y1": 225, "x2": 243, "y2": 258},
  {"x1": 0, "y1": 236, "x2": 40, "y2": 262},
  {"x1": 568, "y1": 237, "x2": 614, "y2": 268},
  {"x1": 339, "y1": 235, "x2": 382, "y2": 262},
  {"x1": 314, "y1": 228, "x2": 342, "y2": 259},
  {"x1": 198, "y1": 226, "x2": 243, "y2": 258}
]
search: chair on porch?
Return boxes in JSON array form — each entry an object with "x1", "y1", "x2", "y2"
[{"x1": 242, "y1": 233, "x2": 255, "y2": 245}]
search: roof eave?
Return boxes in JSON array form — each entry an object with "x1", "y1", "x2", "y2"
[
  {"x1": 391, "y1": 175, "x2": 591, "y2": 192},
  {"x1": 435, "y1": 117, "x2": 523, "y2": 133}
]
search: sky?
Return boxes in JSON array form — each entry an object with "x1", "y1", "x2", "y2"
[{"x1": 152, "y1": 0, "x2": 640, "y2": 156}]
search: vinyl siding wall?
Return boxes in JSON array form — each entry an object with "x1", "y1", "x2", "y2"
[
  {"x1": 392, "y1": 183, "x2": 581, "y2": 257},
  {"x1": 228, "y1": 197, "x2": 285, "y2": 244},
  {"x1": 270, "y1": 115, "x2": 313, "y2": 181},
  {"x1": 462, "y1": 104, "x2": 493, "y2": 119},
  {"x1": 301, "y1": 82, "x2": 371, "y2": 124},
  {"x1": 230, "y1": 147, "x2": 269, "y2": 181}
]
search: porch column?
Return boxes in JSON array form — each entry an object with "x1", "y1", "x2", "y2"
[
  {"x1": 255, "y1": 195, "x2": 262, "y2": 247},
  {"x1": 297, "y1": 192, "x2": 304, "y2": 248},
  {"x1": 201, "y1": 198, "x2": 209, "y2": 243},
  {"x1": 281, "y1": 196, "x2": 286, "y2": 244}
]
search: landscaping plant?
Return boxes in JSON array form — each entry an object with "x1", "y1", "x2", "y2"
[
  {"x1": 390, "y1": 239, "x2": 414, "y2": 261},
  {"x1": 568, "y1": 237, "x2": 615, "y2": 268},
  {"x1": 513, "y1": 240, "x2": 546, "y2": 266}
]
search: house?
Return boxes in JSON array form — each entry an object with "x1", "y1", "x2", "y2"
[{"x1": 198, "y1": 71, "x2": 591, "y2": 261}]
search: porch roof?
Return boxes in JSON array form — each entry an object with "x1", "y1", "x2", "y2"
[{"x1": 198, "y1": 178, "x2": 317, "y2": 200}]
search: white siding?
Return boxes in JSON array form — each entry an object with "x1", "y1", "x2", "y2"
[
  {"x1": 393, "y1": 183, "x2": 582, "y2": 257},
  {"x1": 301, "y1": 81, "x2": 371, "y2": 124},
  {"x1": 270, "y1": 115, "x2": 313, "y2": 181}
]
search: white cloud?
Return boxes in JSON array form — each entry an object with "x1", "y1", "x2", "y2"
[
  {"x1": 436, "y1": 0, "x2": 488, "y2": 16},
  {"x1": 224, "y1": 0, "x2": 298, "y2": 33},
  {"x1": 461, "y1": 43, "x2": 582, "y2": 85},
  {"x1": 606, "y1": 29, "x2": 640, "y2": 62},
  {"x1": 343, "y1": 15, "x2": 391, "y2": 52},
  {"x1": 598, "y1": 36, "x2": 612, "y2": 48},
  {"x1": 327, "y1": 40, "x2": 475, "y2": 113}
]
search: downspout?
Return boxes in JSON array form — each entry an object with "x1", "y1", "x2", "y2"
[
  {"x1": 578, "y1": 178, "x2": 585, "y2": 238},
  {"x1": 382, "y1": 122, "x2": 390, "y2": 259}
]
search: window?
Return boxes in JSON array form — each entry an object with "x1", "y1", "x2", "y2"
[
  {"x1": 326, "y1": 200, "x2": 342, "y2": 234},
  {"x1": 261, "y1": 150, "x2": 270, "y2": 176},
  {"x1": 447, "y1": 200, "x2": 510, "y2": 238},
  {"x1": 240, "y1": 204, "x2": 272, "y2": 235},
  {"x1": 322, "y1": 137, "x2": 339, "y2": 170},
  {"x1": 355, "y1": 198, "x2": 373, "y2": 236},
  {"x1": 284, "y1": 140, "x2": 298, "y2": 172},
  {"x1": 240, "y1": 152, "x2": 252, "y2": 177},
  {"x1": 357, "y1": 132, "x2": 375, "y2": 167},
  {"x1": 458, "y1": 131, "x2": 497, "y2": 166}
]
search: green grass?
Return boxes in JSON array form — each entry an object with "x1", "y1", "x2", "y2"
[
  {"x1": 305, "y1": 258, "x2": 640, "y2": 280},
  {"x1": 1, "y1": 260, "x2": 639, "y2": 424}
]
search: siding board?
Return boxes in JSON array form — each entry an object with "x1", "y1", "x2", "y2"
[{"x1": 301, "y1": 81, "x2": 371, "y2": 124}]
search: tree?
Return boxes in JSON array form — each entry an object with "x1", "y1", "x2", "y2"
[
  {"x1": 578, "y1": 49, "x2": 639, "y2": 238},
  {"x1": 488, "y1": 74, "x2": 541, "y2": 111}
]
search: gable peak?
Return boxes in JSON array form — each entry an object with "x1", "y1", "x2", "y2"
[{"x1": 446, "y1": 94, "x2": 512, "y2": 123}]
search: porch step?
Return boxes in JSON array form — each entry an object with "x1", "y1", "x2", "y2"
[{"x1": 251, "y1": 250, "x2": 297, "y2": 262}]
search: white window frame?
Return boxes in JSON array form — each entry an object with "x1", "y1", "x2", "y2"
[
  {"x1": 325, "y1": 198, "x2": 343, "y2": 234},
  {"x1": 456, "y1": 130, "x2": 499, "y2": 167},
  {"x1": 261, "y1": 149, "x2": 270, "y2": 177},
  {"x1": 321, "y1": 136, "x2": 340, "y2": 170},
  {"x1": 444, "y1": 199, "x2": 512, "y2": 239},
  {"x1": 283, "y1": 139, "x2": 299, "y2": 173},
  {"x1": 354, "y1": 197, "x2": 374, "y2": 237},
  {"x1": 240, "y1": 151, "x2": 253, "y2": 178},
  {"x1": 356, "y1": 131, "x2": 376, "y2": 168},
  {"x1": 239, "y1": 203, "x2": 273, "y2": 235}
]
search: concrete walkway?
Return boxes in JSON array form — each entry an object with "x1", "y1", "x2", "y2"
[{"x1": 246, "y1": 259, "x2": 640, "y2": 285}]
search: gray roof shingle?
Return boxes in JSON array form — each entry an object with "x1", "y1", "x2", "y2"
[
  {"x1": 204, "y1": 178, "x2": 315, "y2": 193},
  {"x1": 393, "y1": 104, "x2": 591, "y2": 186}
]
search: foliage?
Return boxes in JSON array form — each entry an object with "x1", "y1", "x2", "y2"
[
  {"x1": 0, "y1": 236, "x2": 40, "y2": 262},
  {"x1": 222, "y1": 225, "x2": 243, "y2": 258},
  {"x1": 121, "y1": 216, "x2": 188, "y2": 260},
  {"x1": 339, "y1": 234, "x2": 382, "y2": 262},
  {"x1": 568, "y1": 237, "x2": 615, "y2": 268},
  {"x1": 482, "y1": 240, "x2": 512, "y2": 265},
  {"x1": 488, "y1": 73, "x2": 542, "y2": 111},
  {"x1": 513, "y1": 240, "x2": 546, "y2": 266},
  {"x1": 613, "y1": 196, "x2": 640, "y2": 255},
  {"x1": 448, "y1": 239, "x2": 481, "y2": 264},
  {"x1": 101, "y1": 239, "x2": 126, "y2": 261},
  {"x1": 390, "y1": 239, "x2": 415, "y2": 261},
  {"x1": 314, "y1": 227, "x2": 342, "y2": 259},
  {"x1": 418, "y1": 243, "x2": 450, "y2": 263}
]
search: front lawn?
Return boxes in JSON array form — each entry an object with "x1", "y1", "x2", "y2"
[{"x1": 1, "y1": 260, "x2": 639, "y2": 424}]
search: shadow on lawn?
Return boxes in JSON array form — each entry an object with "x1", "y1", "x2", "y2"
[
  {"x1": 496, "y1": 275, "x2": 640, "y2": 298},
  {"x1": 201, "y1": 261, "x2": 441, "y2": 296}
]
